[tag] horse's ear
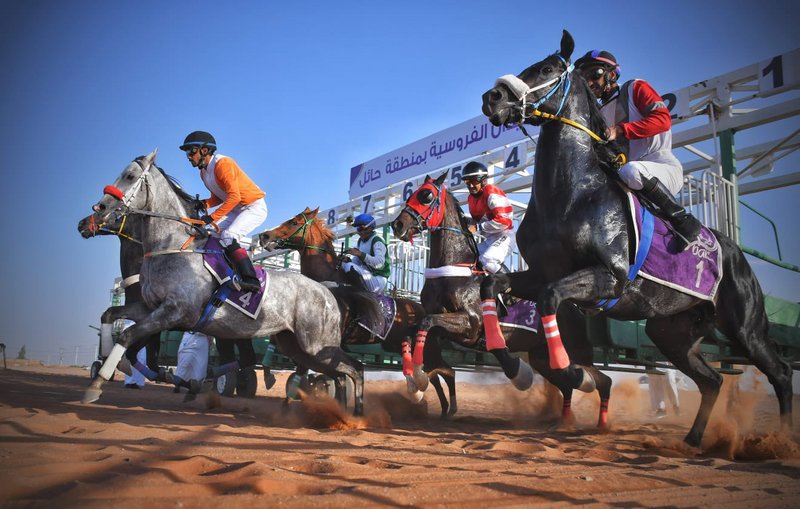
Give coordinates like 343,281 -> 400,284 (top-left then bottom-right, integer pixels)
424,174 -> 432,182
435,170 -> 448,186
142,148 -> 158,168
560,30 -> 574,61
309,207 -> 320,218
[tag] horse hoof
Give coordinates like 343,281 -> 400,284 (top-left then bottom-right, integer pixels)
412,367 -> 429,392
576,368 -> 596,393
511,360 -> 534,391
406,380 -> 425,403
82,387 -> 103,404
183,392 -> 197,403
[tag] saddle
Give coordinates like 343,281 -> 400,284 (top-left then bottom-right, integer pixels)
195,237 -> 269,329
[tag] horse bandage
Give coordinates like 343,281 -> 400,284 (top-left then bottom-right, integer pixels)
481,299 -> 507,351
401,340 -> 413,376
412,330 -> 427,366
541,314 -> 571,370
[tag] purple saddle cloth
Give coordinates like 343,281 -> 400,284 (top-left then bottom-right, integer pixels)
202,237 -> 269,319
630,194 -> 722,301
499,299 -> 540,332
355,294 -> 396,341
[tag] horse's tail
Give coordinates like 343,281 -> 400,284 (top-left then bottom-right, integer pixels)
713,229 -> 793,425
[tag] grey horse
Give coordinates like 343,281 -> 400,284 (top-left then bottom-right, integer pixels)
84,149 -> 364,413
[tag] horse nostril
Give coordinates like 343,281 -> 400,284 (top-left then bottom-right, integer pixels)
490,88 -> 503,101
93,204 -> 104,212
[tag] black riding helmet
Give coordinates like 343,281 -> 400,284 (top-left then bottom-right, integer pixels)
462,161 -> 489,181
179,131 -> 217,152
574,50 -> 621,78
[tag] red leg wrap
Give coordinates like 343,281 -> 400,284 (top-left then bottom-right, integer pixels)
542,314 -> 570,370
412,330 -> 427,366
598,398 -> 609,428
401,340 -> 413,376
481,299 -> 507,351
562,398 -> 573,420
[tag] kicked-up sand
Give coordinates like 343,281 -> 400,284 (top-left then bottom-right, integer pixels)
0,360 -> 798,508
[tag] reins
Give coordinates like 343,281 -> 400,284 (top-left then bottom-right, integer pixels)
274,213 -> 336,256
403,179 -> 482,270
98,158 -> 220,257
501,57 -> 628,168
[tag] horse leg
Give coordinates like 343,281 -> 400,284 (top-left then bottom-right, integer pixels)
425,336 -> 457,418
298,344 -> 366,416
556,303 -> 612,428
536,266 -> 629,392
587,367 -> 612,429
481,271 -> 574,391
530,353 -> 576,427
411,313 -> 478,392
715,244 -> 793,433
84,302 -> 179,404
145,333 -> 161,373
646,314 -> 721,447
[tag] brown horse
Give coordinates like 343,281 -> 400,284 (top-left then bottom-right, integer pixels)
391,173 -> 612,427
259,208 -> 460,413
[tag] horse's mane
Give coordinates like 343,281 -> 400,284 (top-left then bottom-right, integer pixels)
312,216 -> 336,244
134,155 -> 198,217
445,189 -> 481,258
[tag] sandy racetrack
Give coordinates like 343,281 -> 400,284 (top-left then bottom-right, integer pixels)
1,361 -> 799,508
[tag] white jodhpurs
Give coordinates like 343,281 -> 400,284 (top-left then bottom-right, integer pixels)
618,160 -> 683,195
478,232 -> 514,274
214,198 -> 268,248
341,258 -> 388,294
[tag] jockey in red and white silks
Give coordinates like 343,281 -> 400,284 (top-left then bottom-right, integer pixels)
599,78 -> 683,195
463,161 -> 515,274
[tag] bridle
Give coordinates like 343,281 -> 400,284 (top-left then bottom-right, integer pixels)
495,53 -> 574,123
273,213 -> 335,255
401,179 -> 450,235
493,53 -> 627,166
94,158 -> 215,254
401,179 -> 480,261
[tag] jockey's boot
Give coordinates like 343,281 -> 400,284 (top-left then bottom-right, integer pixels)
345,266 -> 367,291
225,241 -> 261,293
638,176 -> 702,251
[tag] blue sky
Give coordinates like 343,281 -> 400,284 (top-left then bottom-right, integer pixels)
0,0 -> 798,365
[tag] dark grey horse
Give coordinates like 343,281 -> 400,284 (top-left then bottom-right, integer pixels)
84,150 -> 364,413
479,30 -> 792,446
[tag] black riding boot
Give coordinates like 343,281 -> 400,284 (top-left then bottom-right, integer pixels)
638,176 -> 702,251
345,266 -> 367,291
225,241 -> 261,293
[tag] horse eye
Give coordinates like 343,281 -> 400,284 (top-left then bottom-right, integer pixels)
125,173 -> 135,181
542,65 -> 553,74
418,189 -> 434,205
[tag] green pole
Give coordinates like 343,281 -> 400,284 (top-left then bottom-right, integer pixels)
719,129 -> 740,244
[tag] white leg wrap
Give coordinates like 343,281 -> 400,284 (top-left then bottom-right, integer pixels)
99,343 -> 126,380
99,323 -> 114,357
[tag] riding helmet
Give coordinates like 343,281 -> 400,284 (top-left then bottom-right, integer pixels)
574,50 -> 621,76
179,131 -> 217,151
353,213 -> 376,229
462,161 -> 489,181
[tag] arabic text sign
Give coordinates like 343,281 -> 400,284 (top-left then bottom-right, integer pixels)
349,115 -> 528,198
